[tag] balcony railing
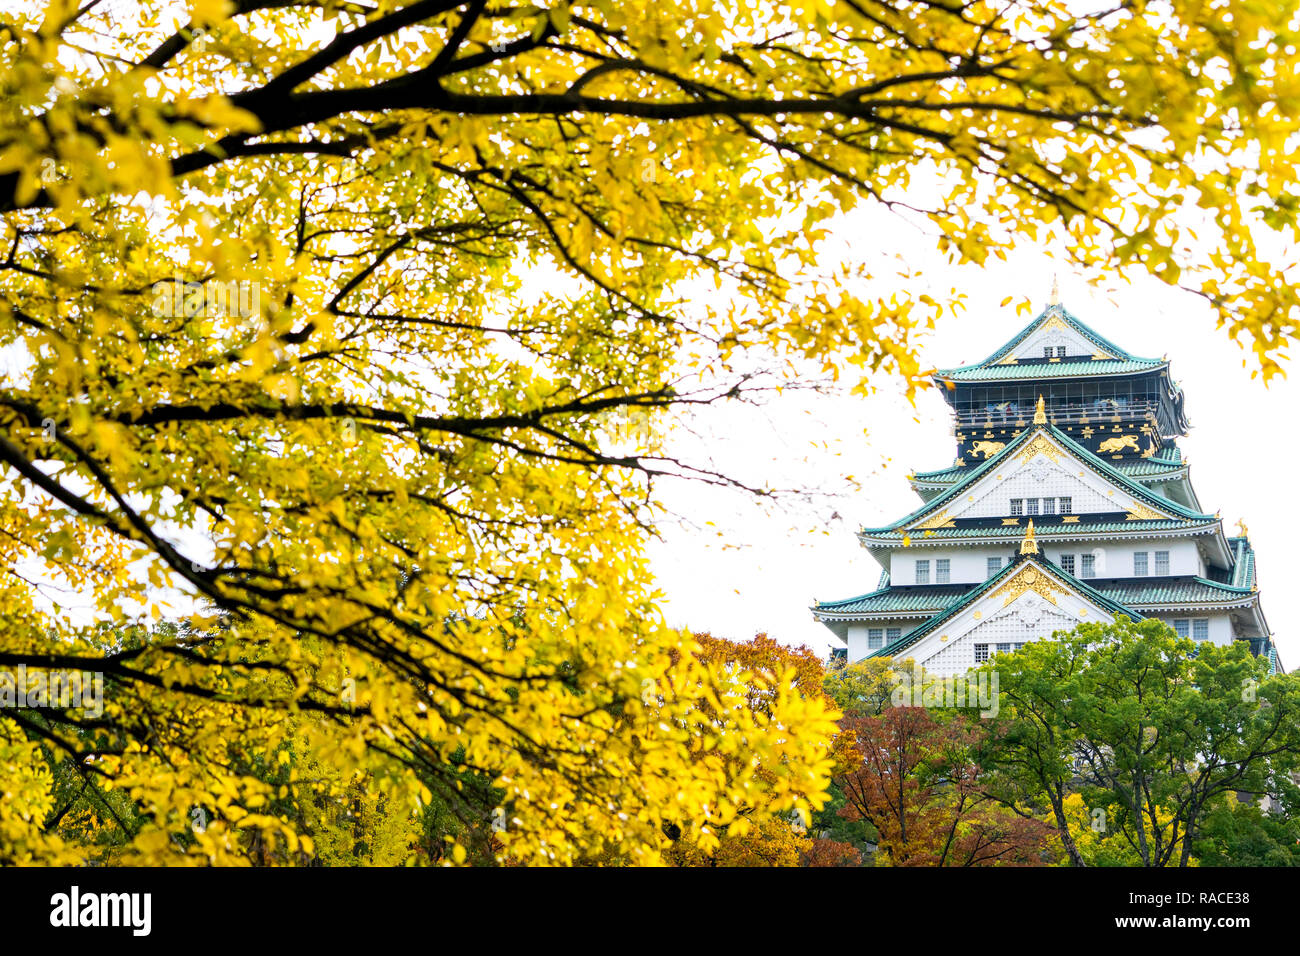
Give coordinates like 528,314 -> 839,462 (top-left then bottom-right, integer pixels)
954,400 -> 1161,429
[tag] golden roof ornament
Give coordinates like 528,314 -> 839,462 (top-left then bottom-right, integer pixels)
1034,395 -> 1047,425
1020,519 -> 1039,555
1236,518 -> 1249,539
1049,274 -> 1059,306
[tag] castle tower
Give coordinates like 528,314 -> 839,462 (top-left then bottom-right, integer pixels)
813,296 -> 1279,676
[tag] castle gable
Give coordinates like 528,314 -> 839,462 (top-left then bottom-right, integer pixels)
887,560 -> 1132,672
906,429 -> 1180,532
1005,310 -> 1114,361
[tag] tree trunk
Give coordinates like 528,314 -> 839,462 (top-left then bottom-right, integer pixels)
1049,785 -> 1087,867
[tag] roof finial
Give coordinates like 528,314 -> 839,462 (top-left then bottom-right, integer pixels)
1020,519 -> 1039,556
1236,518 -> 1249,539
1034,394 -> 1047,425
1049,274 -> 1059,306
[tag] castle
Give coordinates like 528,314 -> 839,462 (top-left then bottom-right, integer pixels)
813,290 -> 1280,676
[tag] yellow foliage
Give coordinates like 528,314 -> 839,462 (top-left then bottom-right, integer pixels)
1053,794 -> 1199,868
0,0 -> 1295,864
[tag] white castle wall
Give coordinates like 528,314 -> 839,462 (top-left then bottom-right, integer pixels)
845,616 -> 938,661
887,545 -> 1015,585
887,538 -> 1204,585
1148,612 -> 1236,647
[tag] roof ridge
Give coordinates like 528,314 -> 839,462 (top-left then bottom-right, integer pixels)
813,584 -> 892,610
916,454 -> 1188,485
912,463 -> 969,480
1230,536 -> 1253,589
1191,575 -> 1254,595
950,304 -> 1160,371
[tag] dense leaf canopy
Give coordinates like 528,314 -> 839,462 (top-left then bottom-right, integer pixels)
1,0 -> 1298,863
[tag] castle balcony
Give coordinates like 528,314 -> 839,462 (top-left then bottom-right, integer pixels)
954,399 -> 1161,430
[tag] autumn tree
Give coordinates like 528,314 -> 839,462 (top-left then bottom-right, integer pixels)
3,0 -> 1300,863
662,633 -> 841,867
799,836 -> 862,868
1049,793 -> 1186,867
837,704 -> 1049,866
28,620 -> 448,865
809,656 -> 898,856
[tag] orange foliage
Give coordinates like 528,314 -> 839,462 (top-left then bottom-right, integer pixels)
837,709 -> 1051,866
801,838 -> 863,868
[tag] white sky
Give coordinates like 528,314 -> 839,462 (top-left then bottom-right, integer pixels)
647,222 -> 1298,667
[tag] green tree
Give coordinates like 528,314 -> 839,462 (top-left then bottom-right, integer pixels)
823,658 -> 897,719
981,619 -> 1300,867
1192,792 -> 1300,867
976,633 -> 1094,867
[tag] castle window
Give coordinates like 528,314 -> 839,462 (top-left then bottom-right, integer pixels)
915,559 -> 930,585
1081,553 -> 1096,578
1193,619 -> 1209,641
1026,498 -> 1040,516
936,559 -> 951,584
1173,619 -> 1190,637
1155,550 -> 1169,575
1010,498 -> 1024,516
1056,346 -> 1067,358
996,642 -> 1012,654
1043,346 -> 1053,358
1061,554 -> 1076,575
1134,551 -> 1149,576
1059,497 -> 1072,514
1042,497 -> 1056,514
887,627 -> 901,642
974,644 -> 990,663
987,557 -> 1002,579
868,628 -> 884,650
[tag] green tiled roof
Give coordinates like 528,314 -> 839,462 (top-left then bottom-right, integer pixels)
913,453 -> 1185,487
816,584 -> 968,615
936,305 -> 1165,383
1098,577 -> 1254,607
1228,536 -> 1256,589
912,462 -> 968,483
860,517 -> 1217,544
816,575 -> 1255,622
937,358 -> 1165,382
1114,456 -> 1187,478
863,421 -> 1215,538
